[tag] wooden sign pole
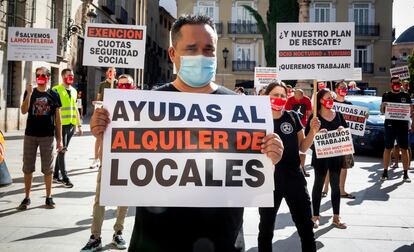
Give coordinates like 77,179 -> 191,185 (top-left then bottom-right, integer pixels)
313,79 -> 317,116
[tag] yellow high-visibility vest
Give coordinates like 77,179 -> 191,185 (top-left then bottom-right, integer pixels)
53,84 -> 78,126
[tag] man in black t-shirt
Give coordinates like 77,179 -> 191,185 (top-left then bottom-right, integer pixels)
18,66 -> 62,210
381,76 -> 412,182
89,14 -> 284,252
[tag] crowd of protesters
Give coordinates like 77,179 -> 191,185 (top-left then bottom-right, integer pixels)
8,14 -> 413,252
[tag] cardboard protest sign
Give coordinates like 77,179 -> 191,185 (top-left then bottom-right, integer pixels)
100,89 -> 275,207
345,68 -> 362,81
7,27 -> 57,61
333,102 -> 368,136
385,102 -> 411,121
390,66 -> 410,80
254,67 -> 278,92
276,22 -> 354,80
314,128 -> 354,158
83,23 -> 146,69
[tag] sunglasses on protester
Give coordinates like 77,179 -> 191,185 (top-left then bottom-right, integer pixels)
36,74 -> 48,78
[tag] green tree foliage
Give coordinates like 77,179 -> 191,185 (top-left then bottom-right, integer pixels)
243,0 -> 299,67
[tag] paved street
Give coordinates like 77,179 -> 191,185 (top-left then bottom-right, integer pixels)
1,122 -> 414,252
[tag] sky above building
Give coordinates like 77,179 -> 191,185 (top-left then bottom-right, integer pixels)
159,0 -> 177,18
159,0 -> 413,40
393,0 -> 414,40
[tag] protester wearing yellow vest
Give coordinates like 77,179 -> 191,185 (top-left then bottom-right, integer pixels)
52,68 -> 83,188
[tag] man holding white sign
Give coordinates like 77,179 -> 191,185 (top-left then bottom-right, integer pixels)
380,77 -> 412,182
90,14 -> 284,252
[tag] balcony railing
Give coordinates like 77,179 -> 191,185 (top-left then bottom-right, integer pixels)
215,22 -> 223,34
115,5 -> 128,24
355,62 -> 374,74
355,24 -> 380,37
228,22 -> 258,34
99,0 -> 115,15
232,60 -> 256,71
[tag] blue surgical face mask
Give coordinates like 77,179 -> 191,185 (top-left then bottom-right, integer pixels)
177,55 -> 216,88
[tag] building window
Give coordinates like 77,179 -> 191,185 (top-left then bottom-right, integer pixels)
353,3 -> 369,25
314,3 -> 330,22
46,0 -> 56,28
355,45 -> 368,64
197,1 -> 215,20
236,44 -> 252,61
160,15 -> 163,25
236,1 -> 254,23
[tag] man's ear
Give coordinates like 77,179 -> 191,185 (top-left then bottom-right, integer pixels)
168,46 -> 175,63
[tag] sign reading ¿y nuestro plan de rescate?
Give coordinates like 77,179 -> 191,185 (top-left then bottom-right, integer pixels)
276,22 -> 355,80
100,89 -> 275,207
83,23 -> 146,69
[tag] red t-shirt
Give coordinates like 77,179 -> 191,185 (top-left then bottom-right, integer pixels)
285,96 -> 312,126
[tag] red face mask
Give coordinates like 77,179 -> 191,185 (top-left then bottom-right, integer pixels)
36,75 -> 48,85
270,97 -> 287,111
322,98 -> 334,109
318,83 -> 326,90
118,82 -> 134,89
337,88 -> 347,96
392,84 -> 401,91
64,75 -> 74,85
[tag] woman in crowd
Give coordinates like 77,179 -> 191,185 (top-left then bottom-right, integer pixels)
305,88 -> 348,229
258,82 -> 320,252
322,81 -> 355,199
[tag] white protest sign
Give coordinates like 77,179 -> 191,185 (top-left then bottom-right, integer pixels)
314,128 -> 354,158
390,66 -> 410,80
7,27 -> 57,61
385,102 -> 411,121
254,67 -> 278,91
333,102 -> 368,136
345,68 -> 362,81
83,23 -> 146,69
101,89 -> 275,207
276,22 -> 355,80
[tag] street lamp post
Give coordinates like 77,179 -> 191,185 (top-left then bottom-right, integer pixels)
222,47 -> 229,69
391,56 -> 397,67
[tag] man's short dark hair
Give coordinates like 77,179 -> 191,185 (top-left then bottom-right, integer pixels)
391,76 -> 400,82
35,66 -> 50,76
61,68 -> 73,76
106,67 -> 116,73
171,14 -> 216,47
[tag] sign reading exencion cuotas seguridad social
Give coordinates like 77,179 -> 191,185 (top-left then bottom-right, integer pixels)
7,27 -> 58,62
100,89 -> 275,207
276,22 -> 355,80
83,23 -> 146,69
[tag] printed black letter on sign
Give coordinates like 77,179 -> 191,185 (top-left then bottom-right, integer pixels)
155,159 -> 178,187
245,159 -> 265,187
112,101 -> 129,121
130,159 -> 153,186
179,159 -> 202,186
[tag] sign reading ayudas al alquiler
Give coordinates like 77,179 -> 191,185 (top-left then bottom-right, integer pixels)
100,89 -> 275,207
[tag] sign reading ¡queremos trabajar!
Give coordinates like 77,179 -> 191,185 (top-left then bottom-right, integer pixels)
100,89 -> 275,207
385,102 -> 411,121
83,23 -> 146,69
7,27 -> 57,61
276,22 -> 355,80
333,102 -> 368,136
313,128 -> 354,159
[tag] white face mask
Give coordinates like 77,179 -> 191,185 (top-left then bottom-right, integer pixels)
177,55 -> 217,87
